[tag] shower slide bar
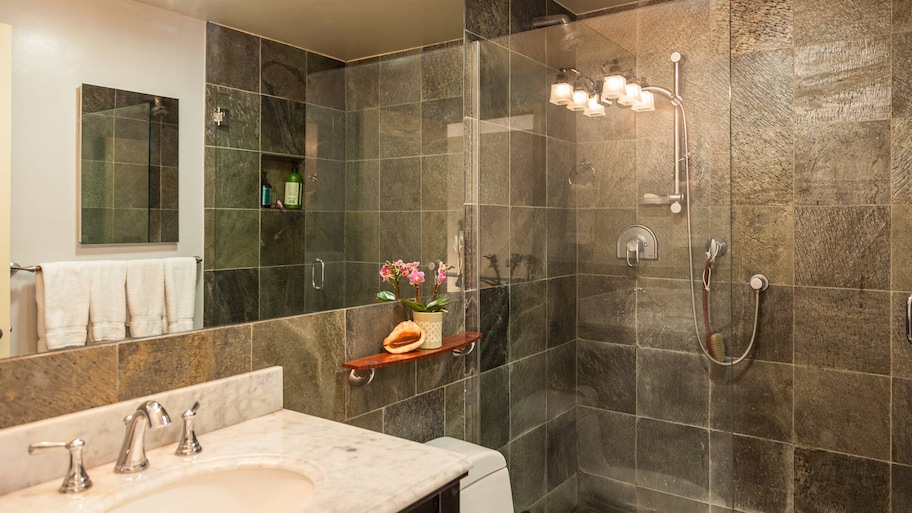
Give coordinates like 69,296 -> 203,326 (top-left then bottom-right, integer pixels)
10,256 -> 203,275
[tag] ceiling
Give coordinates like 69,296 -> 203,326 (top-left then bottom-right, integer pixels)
131,0 -> 629,62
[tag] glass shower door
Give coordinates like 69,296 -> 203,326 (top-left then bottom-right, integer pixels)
469,0 -> 736,511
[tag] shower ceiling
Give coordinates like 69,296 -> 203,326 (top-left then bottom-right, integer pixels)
128,0 -> 629,61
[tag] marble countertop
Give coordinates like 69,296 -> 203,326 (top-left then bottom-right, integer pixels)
0,410 -> 471,513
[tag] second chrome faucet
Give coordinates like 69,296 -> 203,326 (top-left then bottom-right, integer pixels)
114,401 -> 171,474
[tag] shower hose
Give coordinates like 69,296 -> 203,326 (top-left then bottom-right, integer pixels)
676,104 -> 764,367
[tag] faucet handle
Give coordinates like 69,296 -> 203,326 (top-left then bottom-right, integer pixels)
28,438 -> 93,494
175,401 -> 202,456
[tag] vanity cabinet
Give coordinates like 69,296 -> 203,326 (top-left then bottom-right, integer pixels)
401,478 -> 461,513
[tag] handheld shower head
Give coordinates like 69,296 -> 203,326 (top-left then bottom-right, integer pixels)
531,15 -> 584,51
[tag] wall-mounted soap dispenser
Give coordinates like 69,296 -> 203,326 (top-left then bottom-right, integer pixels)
617,225 -> 658,267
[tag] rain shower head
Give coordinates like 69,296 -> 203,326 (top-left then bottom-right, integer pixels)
531,14 -> 584,51
150,96 -> 168,118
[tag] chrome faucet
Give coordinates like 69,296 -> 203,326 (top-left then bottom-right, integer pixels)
175,401 -> 203,456
114,400 -> 171,473
28,438 -> 92,493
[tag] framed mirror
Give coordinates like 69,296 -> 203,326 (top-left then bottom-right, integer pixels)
79,84 -> 179,244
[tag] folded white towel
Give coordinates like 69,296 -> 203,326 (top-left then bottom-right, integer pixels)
87,261 -> 127,342
126,259 -> 164,338
36,262 -> 90,351
163,257 -> 197,333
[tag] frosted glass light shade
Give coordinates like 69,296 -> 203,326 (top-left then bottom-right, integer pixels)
618,83 -> 642,106
601,75 -> 627,100
583,94 -> 606,117
568,88 -> 588,111
549,81 -> 573,105
632,90 -> 655,112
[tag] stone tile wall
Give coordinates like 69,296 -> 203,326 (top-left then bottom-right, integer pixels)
465,1 -> 581,512
203,23 -> 348,326
343,41 -> 466,307
564,0 -> 912,512
0,301 -> 475,445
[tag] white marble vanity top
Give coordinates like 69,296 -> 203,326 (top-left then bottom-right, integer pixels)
0,410 -> 471,513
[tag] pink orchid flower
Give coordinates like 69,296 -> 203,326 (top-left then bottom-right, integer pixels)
436,264 -> 447,285
380,264 -> 394,282
408,269 -> 425,286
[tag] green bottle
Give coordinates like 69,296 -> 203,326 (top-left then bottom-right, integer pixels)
284,166 -> 303,210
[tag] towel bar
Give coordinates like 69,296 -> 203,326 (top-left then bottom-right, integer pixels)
10,257 -> 202,275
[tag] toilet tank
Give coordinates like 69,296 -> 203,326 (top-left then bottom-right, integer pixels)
426,437 -> 514,513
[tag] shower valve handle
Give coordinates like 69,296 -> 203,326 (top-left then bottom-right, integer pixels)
625,239 -> 642,267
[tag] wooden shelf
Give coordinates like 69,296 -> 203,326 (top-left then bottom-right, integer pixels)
343,332 -> 482,372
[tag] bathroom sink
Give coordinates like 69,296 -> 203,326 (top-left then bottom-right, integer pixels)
104,465 -> 317,513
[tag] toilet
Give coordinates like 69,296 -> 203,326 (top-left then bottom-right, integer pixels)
425,437 -> 514,513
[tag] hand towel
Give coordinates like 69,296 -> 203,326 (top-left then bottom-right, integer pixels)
87,261 -> 127,342
163,257 -> 197,333
126,259 -> 164,338
36,262 -> 90,350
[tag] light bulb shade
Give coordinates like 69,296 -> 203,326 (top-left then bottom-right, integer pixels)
583,94 -> 605,117
632,90 -> 655,112
618,83 -> 642,106
549,81 -> 573,105
567,88 -> 588,111
601,75 -> 627,100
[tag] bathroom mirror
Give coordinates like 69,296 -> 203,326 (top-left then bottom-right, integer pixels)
79,84 -> 179,244
5,0 -> 466,358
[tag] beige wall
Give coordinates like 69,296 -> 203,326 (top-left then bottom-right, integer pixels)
0,23 -> 11,357
0,0 -> 206,353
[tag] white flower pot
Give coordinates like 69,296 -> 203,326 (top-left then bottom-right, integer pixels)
412,311 -> 443,349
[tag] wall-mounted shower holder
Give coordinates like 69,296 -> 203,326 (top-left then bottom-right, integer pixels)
617,225 -> 658,267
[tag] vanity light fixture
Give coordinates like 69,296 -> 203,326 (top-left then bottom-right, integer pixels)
550,62 -> 655,116
568,85 -> 589,111
583,94 -> 606,117
618,82 -> 643,106
549,72 -> 573,105
601,74 -> 627,100
632,90 -> 655,112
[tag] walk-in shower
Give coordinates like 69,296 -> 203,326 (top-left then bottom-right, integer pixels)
553,50 -> 771,366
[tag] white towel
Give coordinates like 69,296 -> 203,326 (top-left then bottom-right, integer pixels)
163,257 -> 197,333
87,261 -> 127,342
36,262 -> 90,351
126,259 -> 164,338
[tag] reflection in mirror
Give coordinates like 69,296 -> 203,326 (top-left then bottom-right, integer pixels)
203,25 -> 465,328
79,84 -> 179,244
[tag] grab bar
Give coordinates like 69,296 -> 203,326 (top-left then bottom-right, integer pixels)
11,257 -> 202,275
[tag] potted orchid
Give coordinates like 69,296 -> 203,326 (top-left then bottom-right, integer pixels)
377,260 -> 453,349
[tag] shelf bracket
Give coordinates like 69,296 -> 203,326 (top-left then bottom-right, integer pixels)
452,342 -> 475,358
348,368 -> 375,387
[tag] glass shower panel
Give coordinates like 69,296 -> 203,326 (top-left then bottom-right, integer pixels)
470,1 -> 735,511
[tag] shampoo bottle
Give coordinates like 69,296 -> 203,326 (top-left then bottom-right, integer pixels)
261,172 -> 273,208
284,166 -> 303,210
